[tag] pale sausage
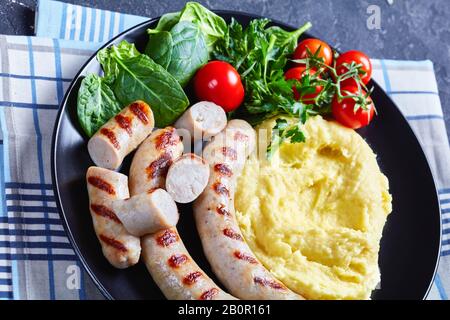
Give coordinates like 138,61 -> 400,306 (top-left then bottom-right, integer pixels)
165,153 -> 210,203
129,127 -> 183,195
86,166 -> 141,268
142,228 -> 236,300
88,100 -> 154,170
110,188 -> 179,237
174,101 -> 227,142
193,120 -> 304,300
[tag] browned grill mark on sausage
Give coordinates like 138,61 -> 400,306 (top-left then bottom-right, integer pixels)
183,271 -> 202,285
100,128 -> 120,149
187,154 -> 206,164
156,229 -> 179,247
212,182 -> 230,197
223,228 -> 243,241
130,101 -> 150,124
87,176 -> 116,195
147,187 -> 158,194
199,288 -> 219,300
234,131 -> 249,142
221,147 -> 237,160
234,251 -> 258,264
90,204 -> 122,224
146,152 -> 172,179
168,254 -> 188,268
253,276 -> 286,290
99,234 -> 127,252
114,114 -> 132,135
216,204 -> 231,216
155,127 -> 180,150
214,163 -> 233,177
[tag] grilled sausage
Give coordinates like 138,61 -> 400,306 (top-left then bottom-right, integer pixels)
174,101 -> 227,142
193,120 -> 304,300
110,189 -> 179,237
142,228 -> 236,300
88,100 -> 154,170
165,153 -> 210,203
86,166 -> 140,268
129,138 -> 236,300
129,127 -> 183,195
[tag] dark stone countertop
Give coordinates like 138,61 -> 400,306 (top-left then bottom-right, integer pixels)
1,0 -> 449,142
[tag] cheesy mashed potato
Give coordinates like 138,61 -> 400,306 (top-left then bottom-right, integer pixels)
235,116 -> 392,300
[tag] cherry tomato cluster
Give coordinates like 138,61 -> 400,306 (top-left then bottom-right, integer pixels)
192,39 -> 375,130
287,38 -> 375,129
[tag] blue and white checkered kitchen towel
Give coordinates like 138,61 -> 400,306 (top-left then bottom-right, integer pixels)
0,0 -> 448,299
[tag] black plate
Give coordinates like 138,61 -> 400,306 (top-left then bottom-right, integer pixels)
51,11 -> 442,300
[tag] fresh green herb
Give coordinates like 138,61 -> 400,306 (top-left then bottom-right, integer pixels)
98,40 -> 190,127
212,18 -> 315,154
266,25 -> 310,53
77,73 -> 122,137
148,2 -> 226,52
266,118 -> 307,157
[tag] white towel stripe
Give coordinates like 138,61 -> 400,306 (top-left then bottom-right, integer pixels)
103,10 -> 111,43
84,7 -> 92,42
93,8 -> 101,43
74,5 -> 82,41
64,4 -> 72,40
0,285 -> 12,291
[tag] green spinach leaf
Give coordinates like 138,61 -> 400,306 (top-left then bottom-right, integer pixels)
100,46 -> 189,127
167,21 -> 208,87
97,41 -> 140,83
147,2 -> 226,52
77,73 -> 122,137
150,11 -> 181,33
145,31 -> 173,69
178,2 -> 227,51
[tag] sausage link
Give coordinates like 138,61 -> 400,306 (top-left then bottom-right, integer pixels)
129,127 -> 183,195
129,128 -> 236,300
86,166 -> 140,268
141,228 -> 236,300
165,153 -> 210,203
110,189 -> 179,236
174,101 -> 227,142
193,120 -> 304,300
88,100 -> 155,170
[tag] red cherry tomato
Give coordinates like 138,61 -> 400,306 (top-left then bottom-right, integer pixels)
336,50 -> 372,86
194,61 -> 244,112
293,38 -> 333,66
331,86 -> 375,129
285,66 -> 323,103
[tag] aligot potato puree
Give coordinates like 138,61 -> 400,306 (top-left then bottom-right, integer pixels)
235,116 -> 392,300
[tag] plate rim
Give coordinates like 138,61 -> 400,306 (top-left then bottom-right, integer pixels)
51,10 -> 442,300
